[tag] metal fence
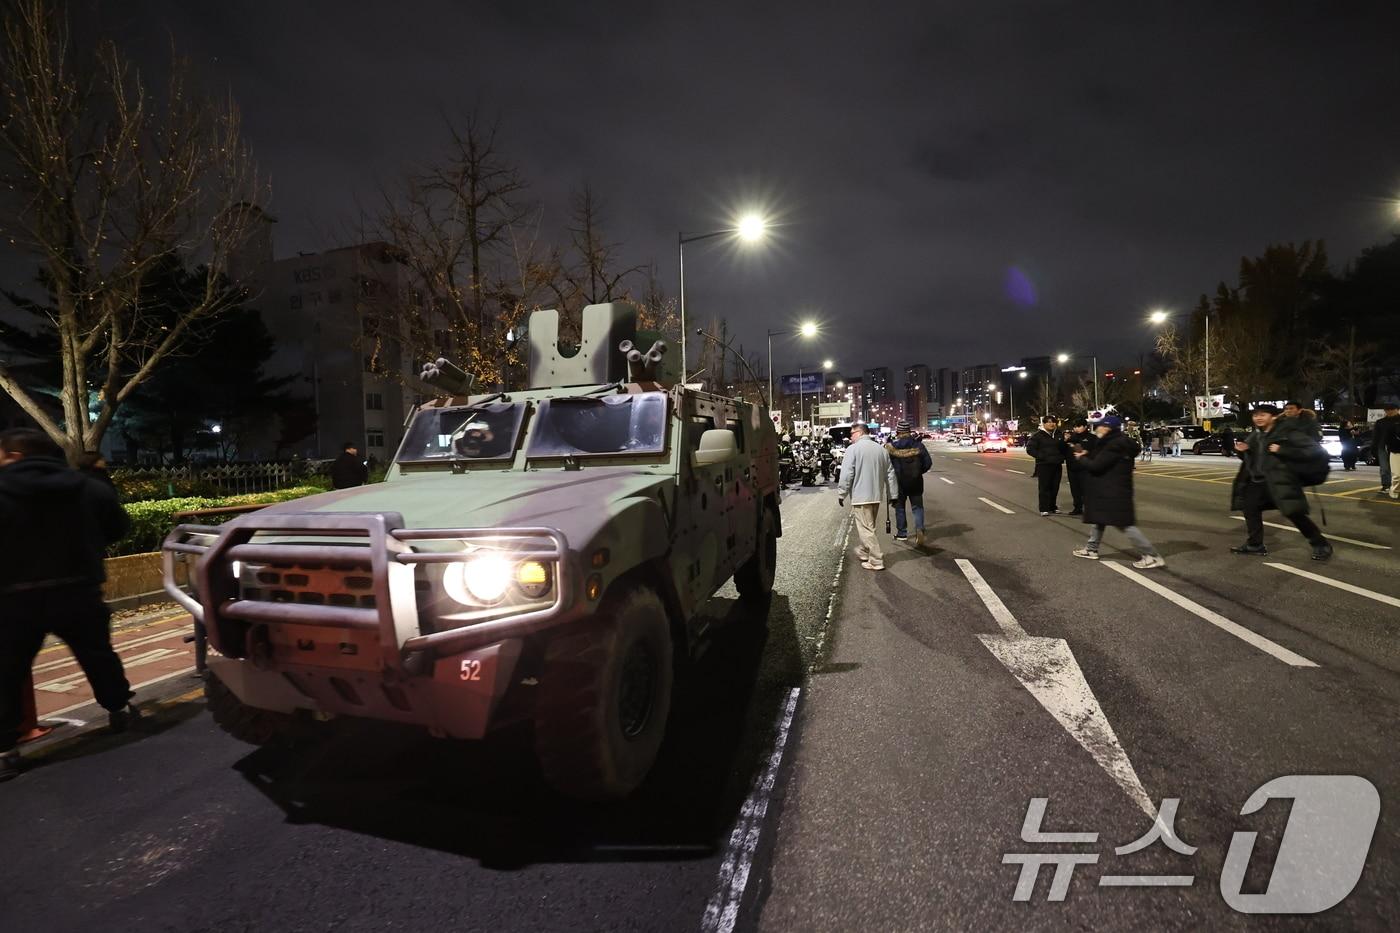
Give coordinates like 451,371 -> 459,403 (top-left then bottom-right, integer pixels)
112,462 -> 321,500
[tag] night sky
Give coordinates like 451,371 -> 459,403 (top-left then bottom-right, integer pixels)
108,1 -> 1400,383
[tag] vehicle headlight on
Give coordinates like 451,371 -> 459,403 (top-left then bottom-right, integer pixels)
442,551 -> 555,606
445,552 -> 514,605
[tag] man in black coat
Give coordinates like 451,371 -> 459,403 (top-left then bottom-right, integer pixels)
1375,403 -> 1400,495
1063,418 -> 1097,516
331,441 -> 369,489
0,429 -> 136,782
1025,416 -> 1068,515
1229,405 -> 1332,559
1070,416 -> 1165,568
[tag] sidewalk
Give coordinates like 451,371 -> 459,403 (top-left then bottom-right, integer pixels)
26,604 -> 198,735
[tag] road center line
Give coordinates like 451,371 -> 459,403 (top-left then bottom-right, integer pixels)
702,685 -> 801,933
1102,563 -> 1317,667
1264,563 -> 1400,609
939,476 -> 955,485
1227,516 -> 1390,550
978,497 -> 1015,515
955,559 -> 1027,637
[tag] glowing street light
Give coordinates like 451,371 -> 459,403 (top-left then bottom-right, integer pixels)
1149,309 -> 1169,325
737,213 -> 768,242
1056,352 -> 1070,364
822,359 -> 834,370
767,319 -> 820,406
679,210 -> 771,380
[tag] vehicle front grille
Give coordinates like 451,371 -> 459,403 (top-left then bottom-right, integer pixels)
240,561 -> 378,609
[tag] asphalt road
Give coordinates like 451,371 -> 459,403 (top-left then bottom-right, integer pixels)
0,489 -> 847,933
760,444 -> 1399,931
6,450 -> 1397,932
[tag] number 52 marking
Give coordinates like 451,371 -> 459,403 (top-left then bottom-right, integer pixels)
460,659 -> 482,681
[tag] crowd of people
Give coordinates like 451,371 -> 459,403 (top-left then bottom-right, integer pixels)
833,398 -> 1389,571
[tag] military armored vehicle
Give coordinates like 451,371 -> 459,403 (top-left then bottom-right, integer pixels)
162,303 -> 780,799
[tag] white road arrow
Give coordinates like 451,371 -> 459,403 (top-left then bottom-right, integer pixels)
957,559 -> 1154,817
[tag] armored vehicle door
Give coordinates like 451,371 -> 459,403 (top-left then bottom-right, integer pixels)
673,393 -> 755,610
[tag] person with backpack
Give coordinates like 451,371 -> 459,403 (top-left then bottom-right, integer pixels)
885,420 -> 932,545
1229,404 -> 1331,560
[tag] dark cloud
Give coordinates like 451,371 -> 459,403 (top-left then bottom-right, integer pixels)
93,0 -> 1400,382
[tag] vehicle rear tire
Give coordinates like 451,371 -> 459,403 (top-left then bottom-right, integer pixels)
534,585 -> 674,800
206,673 -> 297,745
735,504 -> 777,604
1192,442 -> 1203,454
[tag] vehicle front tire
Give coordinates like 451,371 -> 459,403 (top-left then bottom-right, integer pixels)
206,672 -> 298,745
735,504 -> 778,605
534,584 -> 674,800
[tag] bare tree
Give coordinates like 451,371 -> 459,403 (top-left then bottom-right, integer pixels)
371,110 -> 531,385
554,184 -> 643,308
0,0 -> 259,458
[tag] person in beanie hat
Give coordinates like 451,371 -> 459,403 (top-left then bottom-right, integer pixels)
885,419 -> 932,545
1070,415 -> 1165,568
1229,404 -> 1332,558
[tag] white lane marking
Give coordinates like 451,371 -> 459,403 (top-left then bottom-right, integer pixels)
36,648 -> 179,692
1264,563 -> 1400,609
956,559 -> 1026,637
1102,563 -> 1318,667
33,625 -> 190,673
957,559 -> 1154,816
1228,516 -> 1390,550
939,476 -> 955,485
978,497 -> 1015,515
1006,469 -> 1026,474
973,462 -> 986,467
42,666 -> 198,718
702,686 -> 801,933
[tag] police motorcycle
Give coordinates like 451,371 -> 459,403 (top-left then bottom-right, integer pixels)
794,437 -> 822,487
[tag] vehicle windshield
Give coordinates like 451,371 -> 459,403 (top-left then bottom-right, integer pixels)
526,391 -> 668,458
396,402 -> 527,462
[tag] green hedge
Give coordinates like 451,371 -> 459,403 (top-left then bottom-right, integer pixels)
116,485 -> 329,557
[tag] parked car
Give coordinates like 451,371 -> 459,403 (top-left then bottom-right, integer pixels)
958,434 -> 979,447
1191,433 -> 1238,456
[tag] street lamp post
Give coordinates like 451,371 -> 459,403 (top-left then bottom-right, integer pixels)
766,320 -> 818,414
679,213 -> 767,382
1056,352 -> 1100,411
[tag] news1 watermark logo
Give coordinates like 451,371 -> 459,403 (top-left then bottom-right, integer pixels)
1003,775 -> 1379,913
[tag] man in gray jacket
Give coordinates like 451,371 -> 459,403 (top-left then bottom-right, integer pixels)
837,422 -> 899,571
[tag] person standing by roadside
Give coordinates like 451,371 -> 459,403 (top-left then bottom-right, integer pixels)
837,422 -> 898,571
0,429 -> 137,782
885,420 -> 932,546
1169,426 -> 1184,458
1064,419 -> 1097,516
1375,404 -> 1400,495
331,441 -> 369,489
1220,423 -> 1236,458
1025,416 -> 1068,515
1229,405 -> 1332,559
1338,420 -> 1358,472
1070,416 -> 1165,568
